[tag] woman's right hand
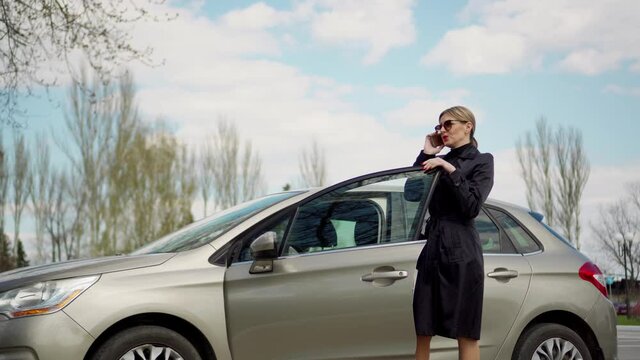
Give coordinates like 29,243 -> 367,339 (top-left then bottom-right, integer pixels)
423,132 -> 444,155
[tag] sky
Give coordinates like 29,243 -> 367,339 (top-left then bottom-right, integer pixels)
7,0 -> 640,269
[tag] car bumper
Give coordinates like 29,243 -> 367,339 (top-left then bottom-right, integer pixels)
0,311 -> 94,360
585,296 -> 618,360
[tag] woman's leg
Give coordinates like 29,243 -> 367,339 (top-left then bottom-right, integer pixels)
415,335 -> 432,360
457,337 -> 480,360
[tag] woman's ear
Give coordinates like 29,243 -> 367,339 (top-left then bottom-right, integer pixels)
465,121 -> 473,134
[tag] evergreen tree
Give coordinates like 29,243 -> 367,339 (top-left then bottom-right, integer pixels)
0,231 -> 13,272
15,239 -> 29,268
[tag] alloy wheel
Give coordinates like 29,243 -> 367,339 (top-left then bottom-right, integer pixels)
533,337 -> 584,360
119,344 -> 184,360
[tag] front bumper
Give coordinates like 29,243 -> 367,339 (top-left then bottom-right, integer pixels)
0,311 -> 94,360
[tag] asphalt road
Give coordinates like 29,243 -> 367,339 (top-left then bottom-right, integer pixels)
618,326 -> 640,360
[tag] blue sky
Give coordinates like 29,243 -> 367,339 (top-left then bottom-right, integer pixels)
7,0 -> 640,267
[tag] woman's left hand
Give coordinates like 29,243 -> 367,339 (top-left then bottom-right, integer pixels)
421,158 -> 456,174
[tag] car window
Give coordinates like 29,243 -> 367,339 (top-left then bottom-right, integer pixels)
488,209 -> 541,253
282,170 -> 435,255
237,216 -> 292,262
132,191 -> 304,254
475,210 -> 501,253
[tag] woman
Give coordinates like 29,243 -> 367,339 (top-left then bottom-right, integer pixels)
412,106 -> 494,360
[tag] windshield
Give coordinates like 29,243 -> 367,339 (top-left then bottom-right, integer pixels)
132,191 -> 304,254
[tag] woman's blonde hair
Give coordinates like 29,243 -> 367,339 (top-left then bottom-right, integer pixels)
439,105 -> 477,147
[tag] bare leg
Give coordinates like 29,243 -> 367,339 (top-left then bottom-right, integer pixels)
458,337 -> 480,360
415,335 -> 432,360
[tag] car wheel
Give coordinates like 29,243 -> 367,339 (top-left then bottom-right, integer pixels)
91,325 -> 202,360
513,323 -> 592,360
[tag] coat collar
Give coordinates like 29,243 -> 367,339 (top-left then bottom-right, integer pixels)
446,143 -> 479,160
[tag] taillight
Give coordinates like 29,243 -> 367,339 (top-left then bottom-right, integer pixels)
579,262 -> 608,297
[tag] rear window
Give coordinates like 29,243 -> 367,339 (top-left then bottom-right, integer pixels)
488,209 -> 541,254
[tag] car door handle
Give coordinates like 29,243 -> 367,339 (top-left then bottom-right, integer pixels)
361,270 -> 409,282
487,268 -> 519,279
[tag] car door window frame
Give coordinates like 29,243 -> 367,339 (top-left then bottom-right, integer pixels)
485,205 -> 543,255
222,167 -> 441,264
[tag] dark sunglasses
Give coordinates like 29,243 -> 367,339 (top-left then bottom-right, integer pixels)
435,119 -> 468,132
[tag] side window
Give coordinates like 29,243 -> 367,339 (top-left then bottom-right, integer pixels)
282,170 -> 435,255
488,209 -> 541,253
237,216 -> 291,262
474,210 -> 501,253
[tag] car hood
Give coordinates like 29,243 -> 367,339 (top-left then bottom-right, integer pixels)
0,253 -> 176,292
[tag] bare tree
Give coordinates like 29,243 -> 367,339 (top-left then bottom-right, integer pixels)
204,120 -> 265,211
554,127 -> 590,249
43,169 -> 86,262
0,0 -> 174,127
516,117 -> 590,248
516,118 -> 554,225
61,70 -> 113,256
0,136 -> 12,270
29,133 -> 50,263
10,132 -> 31,260
199,142 -> 215,218
299,140 -> 327,188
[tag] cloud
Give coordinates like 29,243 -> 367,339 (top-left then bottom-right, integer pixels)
603,84 -> 640,98
124,3 -> 425,192
380,86 -> 473,127
423,0 -> 640,75
310,0 -> 417,64
422,26 -> 527,74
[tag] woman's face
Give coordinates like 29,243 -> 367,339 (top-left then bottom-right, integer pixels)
438,114 -> 472,149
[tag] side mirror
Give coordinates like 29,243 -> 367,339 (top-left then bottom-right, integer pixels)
249,231 -> 277,274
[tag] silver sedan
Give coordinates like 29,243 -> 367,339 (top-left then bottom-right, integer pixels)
0,167 -> 616,360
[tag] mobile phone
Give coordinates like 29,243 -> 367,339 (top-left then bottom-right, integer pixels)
429,133 -> 443,147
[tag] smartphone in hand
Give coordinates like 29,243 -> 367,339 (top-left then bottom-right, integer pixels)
428,132 -> 444,147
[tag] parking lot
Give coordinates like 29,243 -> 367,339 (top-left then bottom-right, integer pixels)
618,326 -> 640,360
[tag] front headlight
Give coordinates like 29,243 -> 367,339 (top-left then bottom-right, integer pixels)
0,275 -> 99,319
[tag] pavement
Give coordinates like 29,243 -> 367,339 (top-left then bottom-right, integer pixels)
617,326 -> 640,360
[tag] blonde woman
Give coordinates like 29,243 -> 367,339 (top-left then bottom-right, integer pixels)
412,106 -> 494,360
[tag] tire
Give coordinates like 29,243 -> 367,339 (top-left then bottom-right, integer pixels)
513,323 -> 592,360
91,325 -> 202,360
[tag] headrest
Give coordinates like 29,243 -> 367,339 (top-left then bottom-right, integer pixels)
404,177 -> 426,202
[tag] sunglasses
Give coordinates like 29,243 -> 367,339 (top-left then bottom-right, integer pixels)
435,119 -> 468,132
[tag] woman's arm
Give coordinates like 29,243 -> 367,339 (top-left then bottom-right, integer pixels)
444,153 -> 494,219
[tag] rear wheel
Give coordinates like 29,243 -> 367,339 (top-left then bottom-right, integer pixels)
513,323 -> 592,360
91,325 -> 202,360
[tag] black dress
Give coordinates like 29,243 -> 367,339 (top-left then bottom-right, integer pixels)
412,143 -> 494,340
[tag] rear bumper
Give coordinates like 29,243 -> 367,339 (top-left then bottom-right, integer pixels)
585,296 -> 618,360
0,311 -> 94,360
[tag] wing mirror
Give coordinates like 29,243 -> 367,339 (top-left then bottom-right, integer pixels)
249,231 -> 278,274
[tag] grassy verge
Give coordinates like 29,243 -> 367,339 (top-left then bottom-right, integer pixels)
617,315 -> 640,326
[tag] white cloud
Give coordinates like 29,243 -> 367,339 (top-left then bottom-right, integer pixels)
603,84 -> 640,98
424,0 -> 640,75
124,3 -> 423,192
380,86 -> 472,127
310,0 -> 417,64
422,26 -> 527,74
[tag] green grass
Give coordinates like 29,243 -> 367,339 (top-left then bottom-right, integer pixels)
617,315 -> 640,326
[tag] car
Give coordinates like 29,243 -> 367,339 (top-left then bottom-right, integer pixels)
0,167 -> 616,360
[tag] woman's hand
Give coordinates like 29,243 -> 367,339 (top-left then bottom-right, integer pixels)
421,157 -> 456,174
423,132 -> 444,155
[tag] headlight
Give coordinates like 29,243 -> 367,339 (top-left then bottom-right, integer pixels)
0,275 -> 99,319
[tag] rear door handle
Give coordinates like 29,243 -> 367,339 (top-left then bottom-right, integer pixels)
361,270 -> 408,282
487,268 -> 519,279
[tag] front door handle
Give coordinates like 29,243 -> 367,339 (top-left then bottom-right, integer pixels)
361,270 -> 408,282
487,268 -> 519,279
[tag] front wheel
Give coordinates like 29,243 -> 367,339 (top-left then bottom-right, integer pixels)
91,325 -> 202,360
513,323 -> 592,360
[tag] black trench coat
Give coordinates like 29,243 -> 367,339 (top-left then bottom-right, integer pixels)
412,143 -> 494,340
